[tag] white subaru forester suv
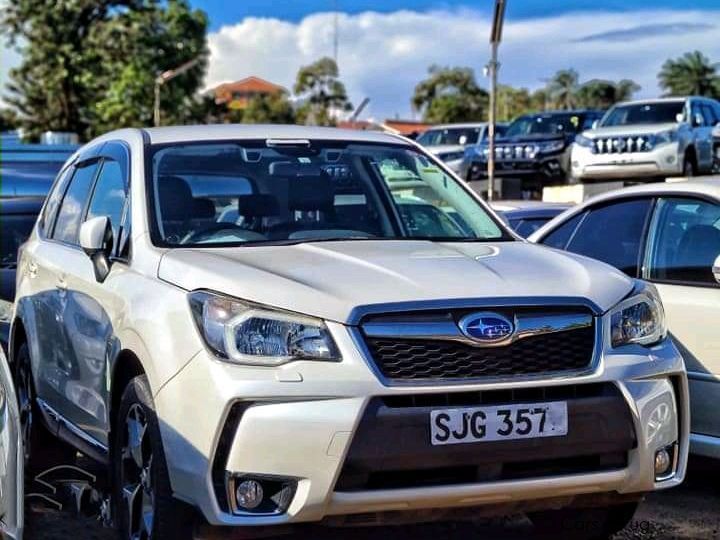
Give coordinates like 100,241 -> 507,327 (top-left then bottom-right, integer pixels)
12,125 -> 688,540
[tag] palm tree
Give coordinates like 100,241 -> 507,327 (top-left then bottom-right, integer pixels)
658,51 -> 720,98
614,79 -> 641,102
547,69 -> 579,110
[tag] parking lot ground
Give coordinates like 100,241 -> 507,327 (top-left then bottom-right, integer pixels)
25,458 -> 718,540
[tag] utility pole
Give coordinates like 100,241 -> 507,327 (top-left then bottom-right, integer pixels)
487,0 -> 506,201
333,0 -> 339,65
154,57 -> 201,127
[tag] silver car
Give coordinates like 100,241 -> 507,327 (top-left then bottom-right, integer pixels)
0,348 -> 23,539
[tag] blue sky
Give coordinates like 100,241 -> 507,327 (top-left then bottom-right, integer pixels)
194,0 -> 720,29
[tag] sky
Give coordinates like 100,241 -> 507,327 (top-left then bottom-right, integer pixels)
2,1 -> 720,119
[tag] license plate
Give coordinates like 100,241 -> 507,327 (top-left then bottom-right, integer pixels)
430,402 -> 568,446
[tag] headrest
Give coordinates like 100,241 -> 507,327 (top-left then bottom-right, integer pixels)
158,176 -> 194,221
288,175 -> 335,212
193,198 -> 216,220
237,194 -> 280,217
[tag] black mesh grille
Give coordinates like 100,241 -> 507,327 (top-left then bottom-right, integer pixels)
363,326 -> 595,382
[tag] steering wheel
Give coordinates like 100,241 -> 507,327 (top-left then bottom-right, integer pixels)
182,223 -> 267,244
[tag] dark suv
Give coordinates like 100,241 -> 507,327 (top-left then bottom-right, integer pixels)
467,110 -> 604,191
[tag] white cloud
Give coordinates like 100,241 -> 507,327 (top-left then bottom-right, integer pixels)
206,8 -> 720,120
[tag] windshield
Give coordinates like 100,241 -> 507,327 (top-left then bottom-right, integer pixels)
149,141 -> 508,247
601,102 -> 685,127
505,114 -> 587,138
417,127 -> 482,146
0,214 -> 37,267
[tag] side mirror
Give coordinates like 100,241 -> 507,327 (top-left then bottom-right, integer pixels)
79,216 -> 113,282
676,113 -> 685,124
714,254 -> 720,285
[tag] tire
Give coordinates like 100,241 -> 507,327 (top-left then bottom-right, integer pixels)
682,152 -> 697,177
14,342 -> 77,473
113,375 -> 195,540
529,502 -> 638,540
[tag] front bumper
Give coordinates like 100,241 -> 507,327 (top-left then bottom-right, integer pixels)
154,322 -> 689,528
571,142 -> 682,181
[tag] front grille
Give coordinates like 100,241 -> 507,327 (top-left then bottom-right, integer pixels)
362,324 -> 595,382
593,136 -> 653,154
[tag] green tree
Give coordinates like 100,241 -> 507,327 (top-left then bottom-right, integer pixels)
575,79 -> 640,109
242,93 -> 296,124
0,108 -> 19,131
497,85 -> 533,122
659,51 -> 720,99
294,57 -> 352,126
1,0 -> 208,141
412,65 -> 488,123
547,69 -> 580,110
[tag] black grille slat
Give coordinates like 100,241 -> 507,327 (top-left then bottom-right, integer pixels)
363,325 -> 595,382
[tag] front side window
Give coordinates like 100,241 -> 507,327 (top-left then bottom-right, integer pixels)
564,199 -> 653,276
646,197 -> 720,286
40,166 -> 73,234
86,159 -> 128,247
149,141 -> 508,247
52,162 -> 99,244
601,102 -> 685,127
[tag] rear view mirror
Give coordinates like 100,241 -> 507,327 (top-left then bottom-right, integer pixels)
79,216 -> 113,282
714,254 -> 720,285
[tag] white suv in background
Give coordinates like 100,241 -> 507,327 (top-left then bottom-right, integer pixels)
572,97 -> 720,182
11,125 -> 688,540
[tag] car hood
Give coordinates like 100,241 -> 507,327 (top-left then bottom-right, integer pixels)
495,133 -> 566,145
583,123 -> 677,137
158,241 -> 634,323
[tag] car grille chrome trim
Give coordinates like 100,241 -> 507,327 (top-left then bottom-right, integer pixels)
593,136 -> 652,154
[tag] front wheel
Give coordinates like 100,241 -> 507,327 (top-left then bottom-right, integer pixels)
529,502 -> 639,540
113,375 -> 195,540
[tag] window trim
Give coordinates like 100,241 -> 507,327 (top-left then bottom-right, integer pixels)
38,161 -> 76,238
641,194 -> 720,289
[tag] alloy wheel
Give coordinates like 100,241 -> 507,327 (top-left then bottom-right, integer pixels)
121,403 -> 155,540
17,358 -> 34,465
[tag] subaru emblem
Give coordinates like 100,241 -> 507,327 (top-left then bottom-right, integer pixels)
459,312 -> 515,343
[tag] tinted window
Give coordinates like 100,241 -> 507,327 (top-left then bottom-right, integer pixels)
565,199 -> 652,276
417,128 -> 482,146
1,214 -> 37,267
602,102 -> 685,127
151,142 -> 506,246
86,159 -> 128,246
512,218 -> 551,238
52,163 -> 98,244
40,166 -> 73,234
541,212 -> 584,249
647,197 -> 720,286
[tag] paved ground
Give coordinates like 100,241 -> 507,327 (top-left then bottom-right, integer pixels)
24,458 -> 719,540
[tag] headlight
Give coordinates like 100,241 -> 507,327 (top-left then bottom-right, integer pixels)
0,300 -> 12,323
609,283 -> 666,348
575,134 -> 594,149
539,140 -> 566,153
188,291 -> 340,366
653,130 -> 677,146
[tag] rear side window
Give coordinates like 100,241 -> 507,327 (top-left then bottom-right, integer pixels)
565,199 -> 653,276
646,197 -> 720,286
541,212 -> 585,249
51,162 -> 98,245
86,159 -> 128,248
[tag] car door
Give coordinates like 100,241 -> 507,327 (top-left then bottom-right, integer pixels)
642,196 -> 720,443
29,159 -> 101,422
690,100 -> 713,171
52,147 -> 130,447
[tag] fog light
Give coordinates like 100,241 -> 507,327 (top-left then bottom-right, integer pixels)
654,445 -> 676,481
236,480 -> 264,510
